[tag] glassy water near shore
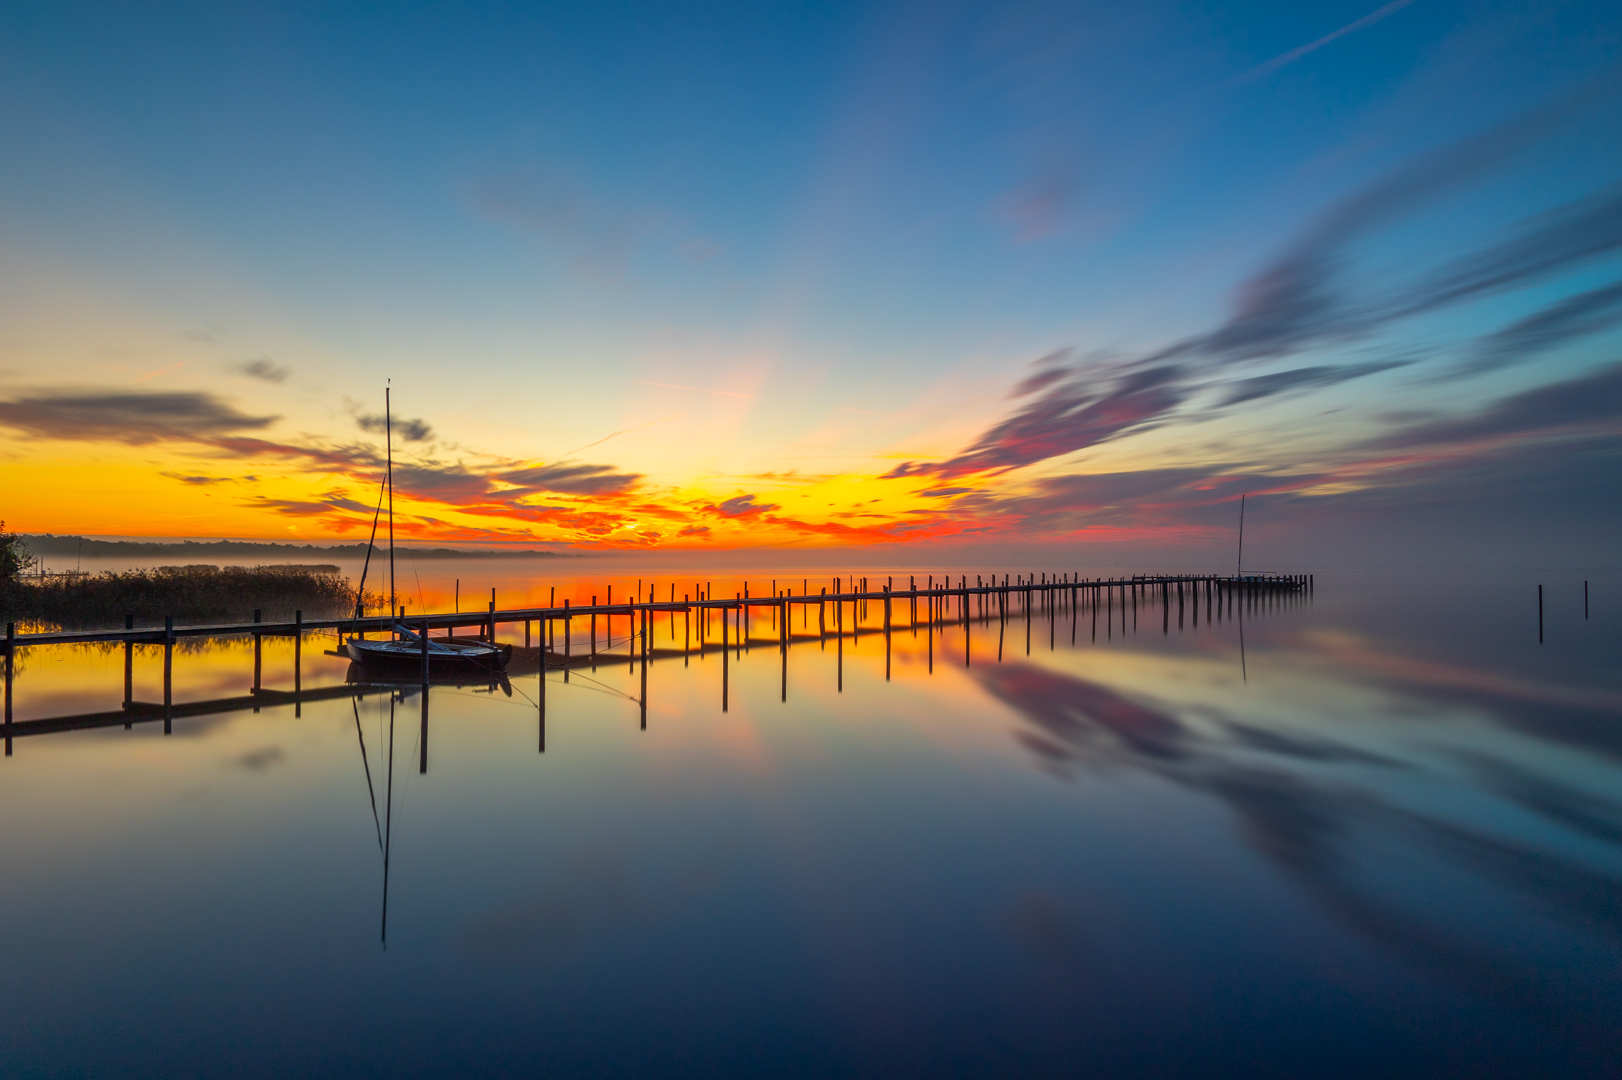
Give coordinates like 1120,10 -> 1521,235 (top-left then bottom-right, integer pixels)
1,569 -> 1618,1078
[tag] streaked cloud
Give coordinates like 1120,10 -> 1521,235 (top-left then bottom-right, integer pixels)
0,390 -> 277,445
1462,279 -> 1622,375
1217,361 -> 1408,406
1233,0 -> 1419,84
235,357 -> 291,383
498,462 -> 642,496
357,412 -> 434,442
1364,361 -> 1622,450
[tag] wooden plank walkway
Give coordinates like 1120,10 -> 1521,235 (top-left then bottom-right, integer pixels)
2,573 -> 1309,651
1,570 -> 1312,757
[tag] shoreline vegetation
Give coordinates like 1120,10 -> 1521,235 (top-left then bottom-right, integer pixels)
1,564 -> 383,630
19,534 -> 567,560
1,526 -> 388,630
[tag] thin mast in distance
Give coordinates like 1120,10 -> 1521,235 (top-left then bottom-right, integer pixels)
1237,492 -> 1246,575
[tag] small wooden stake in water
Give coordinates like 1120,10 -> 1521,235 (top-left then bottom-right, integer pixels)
1538,584 -> 1544,644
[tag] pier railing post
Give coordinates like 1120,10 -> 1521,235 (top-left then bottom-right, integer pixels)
294,610 -> 303,709
4,622 -> 13,756
252,609 -> 262,697
538,611 -> 547,752
123,614 -> 134,710
163,616 -> 174,736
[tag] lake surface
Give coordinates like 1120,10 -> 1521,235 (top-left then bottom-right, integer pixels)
2,568 -> 1618,1078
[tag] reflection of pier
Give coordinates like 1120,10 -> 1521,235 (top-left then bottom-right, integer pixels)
3,573 -> 1311,756
4,684 -> 384,739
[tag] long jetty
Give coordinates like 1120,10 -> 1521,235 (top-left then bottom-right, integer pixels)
3,572 -> 1310,757
2,572 -> 1308,652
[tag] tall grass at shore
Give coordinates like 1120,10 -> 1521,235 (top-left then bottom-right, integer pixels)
0,564 -> 382,630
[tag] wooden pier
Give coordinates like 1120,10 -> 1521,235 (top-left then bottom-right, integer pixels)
2,572 -> 1309,652
2,571 -> 1311,757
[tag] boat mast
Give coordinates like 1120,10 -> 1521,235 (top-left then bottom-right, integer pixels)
386,384 -> 395,621
1237,492 -> 1246,575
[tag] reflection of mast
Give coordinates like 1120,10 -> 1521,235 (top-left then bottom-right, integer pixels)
1238,593 -> 1248,684
382,694 -> 396,947
352,698 -> 384,855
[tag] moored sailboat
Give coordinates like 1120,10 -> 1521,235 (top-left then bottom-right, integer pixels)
345,387 -> 509,673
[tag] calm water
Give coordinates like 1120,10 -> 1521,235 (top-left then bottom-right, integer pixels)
1,569 -> 1618,1078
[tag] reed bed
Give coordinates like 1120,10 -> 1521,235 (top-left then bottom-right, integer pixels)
0,564 -> 380,630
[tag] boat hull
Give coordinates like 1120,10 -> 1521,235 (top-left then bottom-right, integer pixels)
345,637 -> 511,672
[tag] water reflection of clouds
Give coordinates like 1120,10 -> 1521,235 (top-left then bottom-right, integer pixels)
975,653 -> 1622,1034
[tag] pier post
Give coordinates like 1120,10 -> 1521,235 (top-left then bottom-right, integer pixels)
123,614 -> 134,712
563,600 -> 571,682
420,619 -> 432,774
640,608 -> 648,731
253,609 -> 262,699
163,616 -> 173,736
294,610 -> 303,714
885,586 -> 892,682
538,614 -> 547,752
927,596 -> 933,673
953,570 -> 966,664
722,602 -> 730,712
4,622 -> 12,756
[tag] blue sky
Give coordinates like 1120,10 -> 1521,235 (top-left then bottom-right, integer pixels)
1,0 -> 1619,564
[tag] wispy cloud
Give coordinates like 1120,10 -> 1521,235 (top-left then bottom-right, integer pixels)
621,379 -> 755,400
497,462 -> 642,496
356,411 -> 434,442
1364,361 -> 1622,450
889,92 -> 1621,483
464,166 -> 647,284
1217,360 -> 1408,406
1462,280 -> 1622,375
0,390 -> 277,444
1233,0 -> 1419,85
235,357 -> 291,383
160,472 -> 243,485
711,494 -> 779,516
887,361 -> 1186,479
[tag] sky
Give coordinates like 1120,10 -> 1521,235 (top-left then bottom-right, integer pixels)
1,0 -> 1619,567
